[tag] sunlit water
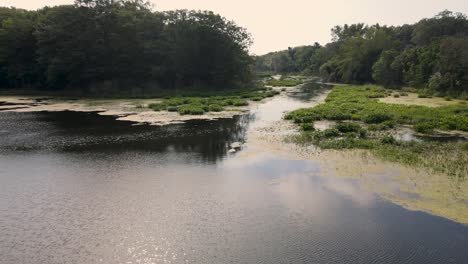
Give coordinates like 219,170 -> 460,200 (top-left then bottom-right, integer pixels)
1,84 -> 467,264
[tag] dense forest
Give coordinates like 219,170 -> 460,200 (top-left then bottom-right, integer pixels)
256,10 -> 468,98
0,0 -> 253,94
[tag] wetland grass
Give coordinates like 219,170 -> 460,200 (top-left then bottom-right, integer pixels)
266,79 -> 303,87
148,89 -> 280,115
287,85 -> 468,178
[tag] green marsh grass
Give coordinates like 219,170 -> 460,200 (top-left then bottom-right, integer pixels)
287,85 -> 468,178
266,79 -> 303,87
148,89 -> 280,115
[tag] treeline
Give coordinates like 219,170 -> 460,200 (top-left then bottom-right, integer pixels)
255,10 -> 468,98
0,0 -> 253,94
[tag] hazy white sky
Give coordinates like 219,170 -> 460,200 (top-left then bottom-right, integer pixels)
2,0 -> 468,54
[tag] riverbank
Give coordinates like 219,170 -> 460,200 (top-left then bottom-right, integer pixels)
0,88 -> 283,126
2,80 -> 467,224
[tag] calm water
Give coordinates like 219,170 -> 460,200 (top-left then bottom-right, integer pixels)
1,85 -> 467,264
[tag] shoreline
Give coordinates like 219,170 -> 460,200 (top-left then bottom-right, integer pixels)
1,88 -> 467,225
0,95 -> 254,126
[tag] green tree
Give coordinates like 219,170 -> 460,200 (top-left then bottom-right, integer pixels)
372,50 -> 400,87
0,8 -> 39,88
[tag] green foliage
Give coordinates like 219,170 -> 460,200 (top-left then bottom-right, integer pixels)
176,105 -> 205,115
266,79 -> 303,87
0,2 -> 253,93
362,112 -> 392,124
368,120 -> 396,131
372,50 -> 401,87
287,85 -> 468,132
323,128 -> 340,138
335,122 -> 362,133
232,99 -> 249,106
381,135 -> 397,144
288,85 -> 468,178
300,123 -> 315,131
255,43 -> 322,73
144,87 -> 280,115
256,10 -> 468,98
414,122 -> 435,133
208,104 -> 223,112
293,124 -> 468,178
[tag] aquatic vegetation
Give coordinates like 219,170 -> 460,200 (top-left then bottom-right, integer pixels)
335,122 -> 362,133
146,88 -> 281,115
207,104 -> 223,112
300,123 -> 315,131
240,90 -> 280,100
288,85 -> 468,178
286,85 -> 468,132
266,79 -> 303,87
177,105 -> 205,115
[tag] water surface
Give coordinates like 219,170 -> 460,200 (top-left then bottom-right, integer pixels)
1,84 -> 467,264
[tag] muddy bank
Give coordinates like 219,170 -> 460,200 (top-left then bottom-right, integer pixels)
0,96 -> 251,126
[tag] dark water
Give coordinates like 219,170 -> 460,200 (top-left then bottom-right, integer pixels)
1,88 -> 467,264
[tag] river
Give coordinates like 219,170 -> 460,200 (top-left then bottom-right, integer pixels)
0,83 -> 467,264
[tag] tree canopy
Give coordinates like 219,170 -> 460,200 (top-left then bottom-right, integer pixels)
0,0 -> 253,94
256,10 -> 468,98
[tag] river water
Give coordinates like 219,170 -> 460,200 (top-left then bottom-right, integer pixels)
0,84 -> 467,264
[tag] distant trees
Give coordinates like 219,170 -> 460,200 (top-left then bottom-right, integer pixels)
0,0 -> 253,94
255,43 -> 322,74
255,10 -> 468,98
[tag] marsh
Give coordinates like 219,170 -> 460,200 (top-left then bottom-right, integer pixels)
1,83 -> 467,264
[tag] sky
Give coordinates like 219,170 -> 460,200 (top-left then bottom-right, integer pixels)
2,0 -> 468,55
